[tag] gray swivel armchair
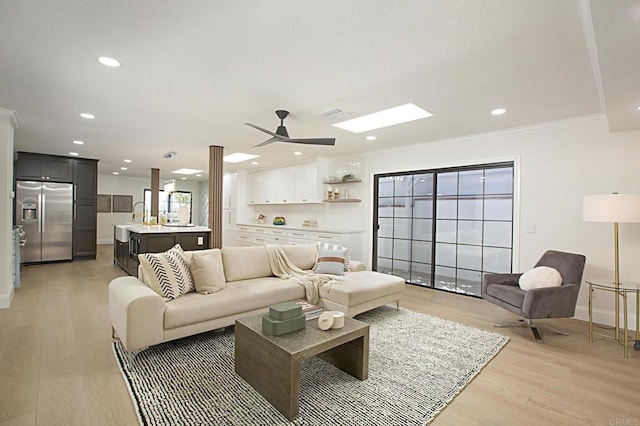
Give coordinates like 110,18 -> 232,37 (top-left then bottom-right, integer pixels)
482,250 -> 586,343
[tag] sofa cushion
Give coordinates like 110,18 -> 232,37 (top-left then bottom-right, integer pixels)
317,242 -> 351,271
315,247 -> 348,276
319,271 -> 405,306
221,246 -> 272,282
190,249 -> 226,294
138,244 -> 194,300
281,244 -> 317,270
163,277 -> 305,329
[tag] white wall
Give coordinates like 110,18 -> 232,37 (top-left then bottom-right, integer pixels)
0,109 -> 18,309
361,115 -> 640,328
238,115 -> 640,328
96,174 -> 202,244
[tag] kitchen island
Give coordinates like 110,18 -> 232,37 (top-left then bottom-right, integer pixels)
113,224 -> 211,276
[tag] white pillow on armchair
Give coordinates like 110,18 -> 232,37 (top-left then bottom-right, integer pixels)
518,266 -> 562,291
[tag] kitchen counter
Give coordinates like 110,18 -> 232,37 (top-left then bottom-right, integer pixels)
125,224 -> 211,234
235,222 -> 362,234
114,224 -> 211,242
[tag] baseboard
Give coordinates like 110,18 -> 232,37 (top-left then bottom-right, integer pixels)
574,306 -> 637,332
97,239 -> 114,245
0,287 -> 15,309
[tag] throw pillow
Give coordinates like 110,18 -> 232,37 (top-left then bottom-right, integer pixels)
518,266 -> 563,291
138,244 -> 195,300
189,249 -> 227,294
314,247 -> 348,276
317,242 -> 351,272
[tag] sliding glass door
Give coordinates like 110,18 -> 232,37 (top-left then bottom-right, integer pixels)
373,163 -> 513,297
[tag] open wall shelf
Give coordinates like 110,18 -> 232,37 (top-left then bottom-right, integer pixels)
323,179 -> 362,184
323,199 -> 361,203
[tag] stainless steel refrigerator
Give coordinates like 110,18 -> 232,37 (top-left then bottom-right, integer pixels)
15,181 -> 73,263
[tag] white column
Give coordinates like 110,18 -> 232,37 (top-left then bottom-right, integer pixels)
0,108 -> 19,309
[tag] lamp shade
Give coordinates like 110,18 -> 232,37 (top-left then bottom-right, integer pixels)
583,194 -> 640,223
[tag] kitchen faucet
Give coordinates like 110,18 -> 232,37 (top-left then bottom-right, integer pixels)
132,201 -> 148,223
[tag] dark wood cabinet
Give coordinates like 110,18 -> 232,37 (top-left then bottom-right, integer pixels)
175,232 -> 210,251
122,231 -> 210,275
15,152 -> 73,182
73,159 -> 98,260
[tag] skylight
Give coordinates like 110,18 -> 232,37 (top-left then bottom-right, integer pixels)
223,153 -> 260,163
171,168 -> 203,175
333,103 -> 433,133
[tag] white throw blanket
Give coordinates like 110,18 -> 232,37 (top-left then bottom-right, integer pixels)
265,244 -> 342,304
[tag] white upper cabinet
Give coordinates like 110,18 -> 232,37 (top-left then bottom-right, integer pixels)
249,169 -> 278,204
247,161 -> 325,205
276,167 -> 295,203
295,162 -> 321,203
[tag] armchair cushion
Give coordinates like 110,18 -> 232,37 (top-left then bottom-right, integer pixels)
518,266 -> 562,291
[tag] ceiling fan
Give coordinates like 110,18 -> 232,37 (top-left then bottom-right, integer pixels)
245,110 -> 336,148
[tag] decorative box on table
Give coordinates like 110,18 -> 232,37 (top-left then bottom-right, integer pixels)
262,302 -> 306,336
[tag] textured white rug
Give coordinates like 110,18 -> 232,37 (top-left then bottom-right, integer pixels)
113,306 -> 509,425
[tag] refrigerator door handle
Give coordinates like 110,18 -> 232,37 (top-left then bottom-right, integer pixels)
41,194 -> 46,233
37,192 -> 42,234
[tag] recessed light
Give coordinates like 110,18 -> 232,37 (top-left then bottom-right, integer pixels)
98,56 -> 121,67
120,167 -> 127,171
223,152 -> 260,163
171,168 -> 203,175
123,159 -> 132,163
80,113 -> 95,119
196,174 -> 202,177
112,172 -> 119,175
251,161 -> 259,165
181,177 -> 187,180
366,135 -> 377,141
637,106 -> 640,111
69,152 -> 79,156
491,108 -> 506,115
73,140 -> 84,145
294,151 -> 302,156
333,103 -> 433,133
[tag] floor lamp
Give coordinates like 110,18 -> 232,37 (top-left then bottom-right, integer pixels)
583,193 -> 640,341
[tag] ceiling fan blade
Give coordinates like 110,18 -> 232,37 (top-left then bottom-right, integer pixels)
252,137 -> 279,148
286,138 -> 336,146
245,122 -> 281,138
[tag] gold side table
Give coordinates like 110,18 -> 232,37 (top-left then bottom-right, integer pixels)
587,279 -> 640,358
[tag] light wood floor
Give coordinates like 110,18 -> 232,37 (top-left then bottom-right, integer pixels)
0,245 -> 638,426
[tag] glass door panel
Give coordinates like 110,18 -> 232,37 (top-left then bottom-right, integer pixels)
373,163 -> 513,297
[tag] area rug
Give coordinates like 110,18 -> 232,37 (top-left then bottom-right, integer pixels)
113,306 -> 509,425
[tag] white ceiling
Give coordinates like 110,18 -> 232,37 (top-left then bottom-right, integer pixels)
0,0 -> 637,180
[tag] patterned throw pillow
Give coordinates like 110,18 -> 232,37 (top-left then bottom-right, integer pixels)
314,247 -> 348,276
317,242 -> 351,272
138,244 -> 195,300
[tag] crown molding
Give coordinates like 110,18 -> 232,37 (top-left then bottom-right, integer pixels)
0,108 -> 19,129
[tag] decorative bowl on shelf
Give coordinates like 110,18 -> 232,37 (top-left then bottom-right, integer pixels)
273,216 -> 286,226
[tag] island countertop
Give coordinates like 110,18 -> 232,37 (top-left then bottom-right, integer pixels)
114,224 -> 211,242
124,224 -> 211,234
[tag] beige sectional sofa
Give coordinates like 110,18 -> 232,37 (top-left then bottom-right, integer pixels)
108,244 -> 405,352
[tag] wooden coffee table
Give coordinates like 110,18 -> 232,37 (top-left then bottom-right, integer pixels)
234,314 -> 369,421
